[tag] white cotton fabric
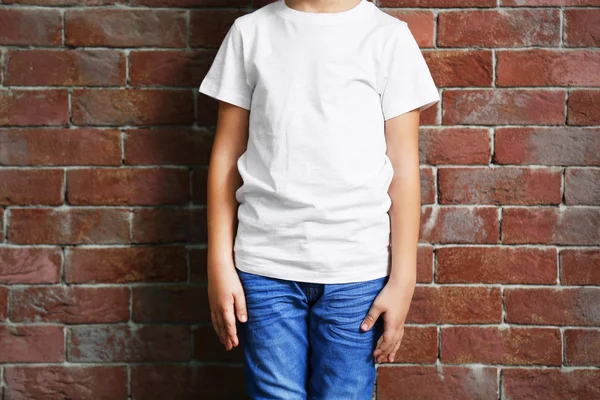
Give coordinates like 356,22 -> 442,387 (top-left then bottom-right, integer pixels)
199,0 -> 440,284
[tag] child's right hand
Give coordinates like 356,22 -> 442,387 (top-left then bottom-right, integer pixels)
207,263 -> 248,351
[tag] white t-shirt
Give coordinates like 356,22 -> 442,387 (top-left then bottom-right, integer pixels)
199,0 -> 440,284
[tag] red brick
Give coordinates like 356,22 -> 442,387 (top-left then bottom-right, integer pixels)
561,249 -> 600,285
420,206 -> 500,244
502,207 -> 600,245
566,168 -> 600,205
377,365 -> 498,400
416,246 -> 434,282
129,51 -> 212,87
9,208 -> 130,245
565,9 -> 600,47
437,246 -> 557,284
568,90 -> 600,126
132,285 -> 209,323
439,167 -> 562,205
391,326 -> 438,363
505,287 -> 600,326
420,167 -> 436,204
4,366 -> 127,400
65,246 -> 187,284
69,325 -> 190,362
407,286 -> 502,324
6,50 -> 125,87
441,326 -> 561,365
502,369 -> 600,400
494,127 -> 600,166
384,10 -> 436,48
380,0 -> 496,6
0,247 -> 62,284
438,9 -> 560,47
442,89 -> 566,125
191,167 -> 208,205
565,329 -> 600,366
65,10 -> 186,48
131,365 -> 247,400
124,128 -> 212,165
189,247 -> 208,283
190,10 -> 248,48
426,50 -> 493,87
497,50 -> 600,86
193,325 -> 244,363
131,0 -> 249,5
502,0 -> 600,5
0,287 -> 7,322
0,129 -> 121,166
0,9 -> 61,46
5,0 -> 120,3
72,89 -> 195,126
11,286 -> 130,324
132,208 -> 207,243
67,168 -> 189,206
420,128 -> 491,165
0,325 -> 64,362
0,209 -> 3,241
0,169 -> 64,206
0,90 -> 68,126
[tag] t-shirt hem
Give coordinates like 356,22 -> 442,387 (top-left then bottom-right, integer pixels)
199,79 -> 252,110
234,252 -> 391,284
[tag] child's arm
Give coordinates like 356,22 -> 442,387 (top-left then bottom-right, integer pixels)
207,101 -> 250,351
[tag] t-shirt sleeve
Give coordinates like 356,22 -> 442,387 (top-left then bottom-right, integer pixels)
199,21 -> 253,110
379,22 -> 440,121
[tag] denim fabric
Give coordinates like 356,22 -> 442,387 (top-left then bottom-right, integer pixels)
236,268 -> 389,400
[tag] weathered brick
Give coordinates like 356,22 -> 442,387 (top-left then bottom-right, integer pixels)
131,365 -> 247,400
441,326 -> 561,365
502,369 -> 600,400
193,325 -> 244,363
0,129 -> 122,166
11,286 -> 130,323
377,365 -> 498,400
190,10 -> 250,48
426,50 -> 493,87
565,329 -> 600,366
124,128 -> 213,165
189,247 -> 208,283
0,286 -> 7,322
132,208 -> 207,243
65,246 -> 187,284
407,286 -> 502,324
9,208 -> 130,245
421,167 -> 436,204
72,89 -> 195,126
565,168 -> 600,205
494,127 -> 600,166
420,128 -> 491,165
502,0 -> 600,6
442,89 -> 566,125
131,0 -> 249,6
0,325 -> 64,362
438,167 -> 562,205
0,247 -> 62,284
0,9 -> 61,46
568,90 -> 600,126
6,50 -> 125,87
129,51 -> 211,87
67,168 -> 189,206
5,0 -> 120,4
438,9 -> 560,47
565,9 -> 600,47
383,10 -> 436,48
390,326 -> 438,364
65,9 -> 186,47
497,50 -> 600,86
420,206 -> 500,244
0,90 -> 68,126
502,207 -> 600,245
505,287 -> 600,326
69,325 -> 190,362
0,169 -> 64,206
4,366 -> 127,400
380,0 -> 496,6
561,249 -> 600,285
436,246 -> 557,284
132,285 -> 209,323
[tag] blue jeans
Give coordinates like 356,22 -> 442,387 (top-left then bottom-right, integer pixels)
236,268 -> 389,400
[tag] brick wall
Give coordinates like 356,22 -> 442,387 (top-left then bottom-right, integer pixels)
0,0 -> 598,399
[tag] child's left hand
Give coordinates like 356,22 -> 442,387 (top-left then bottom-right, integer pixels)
360,277 -> 416,363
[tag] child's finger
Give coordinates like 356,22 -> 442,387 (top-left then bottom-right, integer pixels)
234,290 -> 248,323
223,308 -> 239,347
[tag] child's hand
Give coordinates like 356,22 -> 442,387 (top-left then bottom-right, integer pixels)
360,277 -> 415,363
207,263 -> 248,351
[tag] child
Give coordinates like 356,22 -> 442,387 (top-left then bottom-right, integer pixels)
200,0 -> 439,398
